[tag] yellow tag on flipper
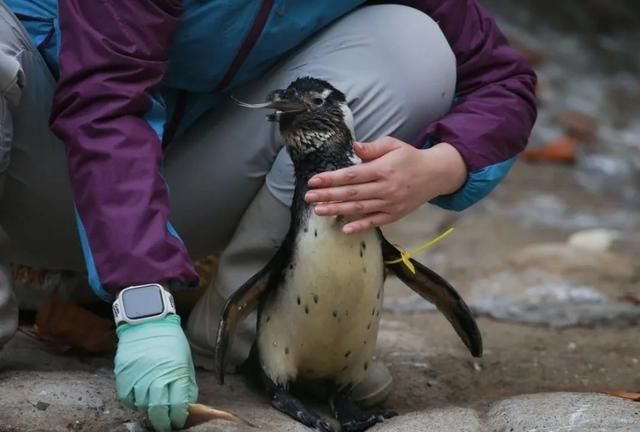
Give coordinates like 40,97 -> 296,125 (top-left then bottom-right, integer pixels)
384,227 -> 455,274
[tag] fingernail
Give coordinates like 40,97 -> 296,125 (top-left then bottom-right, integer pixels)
305,192 -> 317,202
354,142 -> 364,151
308,177 -> 322,187
343,225 -> 354,234
315,205 -> 328,215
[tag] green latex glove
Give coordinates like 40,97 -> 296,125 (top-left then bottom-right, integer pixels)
114,314 -> 198,431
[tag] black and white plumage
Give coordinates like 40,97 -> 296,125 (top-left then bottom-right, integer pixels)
216,77 -> 482,432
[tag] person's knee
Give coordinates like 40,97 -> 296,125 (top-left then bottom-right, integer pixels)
324,5 -> 457,142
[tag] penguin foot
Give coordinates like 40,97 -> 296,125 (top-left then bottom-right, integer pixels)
339,409 -> 397,432
332,395 -> 397,432
272,389 -> 337,432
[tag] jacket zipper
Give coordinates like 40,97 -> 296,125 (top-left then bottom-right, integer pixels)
215,0 -> 274,92
163,0 -> 275,147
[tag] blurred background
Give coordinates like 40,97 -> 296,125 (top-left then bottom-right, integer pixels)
1,2 -> 639,430
379,0 -> 640,411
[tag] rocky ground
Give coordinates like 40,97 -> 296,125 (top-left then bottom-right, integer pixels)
1,2 -> 640,432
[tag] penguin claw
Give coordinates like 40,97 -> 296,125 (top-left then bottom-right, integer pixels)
340,410 -> 397,432
272,389 -> 336,431
316,419 -> 338,432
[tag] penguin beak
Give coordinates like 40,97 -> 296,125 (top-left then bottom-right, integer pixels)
232,90 -> 306,122
264,89 -> 306,122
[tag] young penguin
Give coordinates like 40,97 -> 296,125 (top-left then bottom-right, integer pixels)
216,77 -> 482,432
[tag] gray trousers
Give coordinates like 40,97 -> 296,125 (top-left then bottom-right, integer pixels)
0,2 -> 456,361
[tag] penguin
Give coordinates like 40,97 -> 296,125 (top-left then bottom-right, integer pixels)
215,77 -> 482,432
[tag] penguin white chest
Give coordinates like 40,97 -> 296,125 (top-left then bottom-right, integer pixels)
258,213 -> 384,387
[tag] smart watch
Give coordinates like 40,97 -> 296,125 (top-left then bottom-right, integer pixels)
112,283 -> 176,325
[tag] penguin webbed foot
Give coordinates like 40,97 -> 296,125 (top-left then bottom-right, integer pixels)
331,394 -> 397,432
272,388 -> 337,432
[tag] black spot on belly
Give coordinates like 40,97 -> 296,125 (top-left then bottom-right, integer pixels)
297,297 -> 301,305
285,347 -> 289,355
304,228 -> 308,233
341,365 -> 348,372
344,350 -> 351,358
266,316 -> 271,322
364,362 -> 369,371
313,294 -> 319,303
367,322 -> 371,330
314,229 -> 318,237
361,241 -> 366,250
346,310 -> 349,317
376,309 -> 380,317
289,264 -> 294,270
363,340 -> 367,345
360,249 -> 363,257
363,267 -> 367,273
333,310 -> 338,318
305,305 -> 309,314
371,307 -> 375,316
377,289 -> 381,299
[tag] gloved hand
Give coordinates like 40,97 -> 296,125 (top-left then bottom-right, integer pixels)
114,314 -> 198,431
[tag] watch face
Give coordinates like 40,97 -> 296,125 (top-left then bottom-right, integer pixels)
121,285 -> 165,320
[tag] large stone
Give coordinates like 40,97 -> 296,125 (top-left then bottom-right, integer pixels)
185,407 -> 314,432
0,370 -> 144,432
469,269 -> 640,327
487,392 -> 640,432
369,408 -> 481,432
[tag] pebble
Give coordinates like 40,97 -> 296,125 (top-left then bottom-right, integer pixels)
469,268 -> 640,328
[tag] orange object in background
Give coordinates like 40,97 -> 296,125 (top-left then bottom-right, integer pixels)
522,136 -> 577,164
14,255 -> 220,354
34,293 -> 116,354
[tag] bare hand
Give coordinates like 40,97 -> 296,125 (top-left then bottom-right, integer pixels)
304,137 -> 467,235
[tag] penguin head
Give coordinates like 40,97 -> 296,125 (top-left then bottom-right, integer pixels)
235,77 -> 355,161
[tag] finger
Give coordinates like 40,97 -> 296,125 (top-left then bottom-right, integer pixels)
343,213 -> 397,235
115,378 -> 136,409
354,137 -> 402,161
305,181 -> 386,204
308,162 -> 380,188
118,393 -> 136,410
168,377 -> 198,429
133,381 -> 150,411
147,381 -> 171,432
314,199 -> 388,217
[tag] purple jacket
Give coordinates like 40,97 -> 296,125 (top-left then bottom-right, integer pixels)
39,0 -> 537,300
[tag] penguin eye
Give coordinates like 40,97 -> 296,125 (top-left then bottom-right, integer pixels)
311,97 -> 324,106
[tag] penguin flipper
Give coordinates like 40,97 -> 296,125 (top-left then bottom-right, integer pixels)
214,252 -> 279,384
380,232 -> 483,357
